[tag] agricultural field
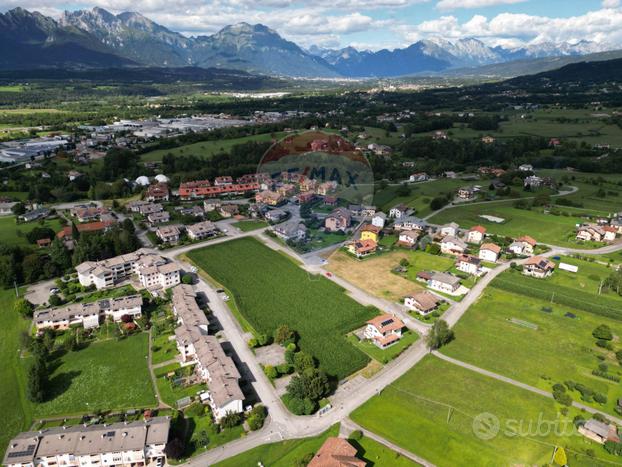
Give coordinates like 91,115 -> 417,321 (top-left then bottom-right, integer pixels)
0,85 -> 25,92
492,257 -> 622,319
187,237 -> 378,379
140,131 -> 286,162
0,288 -> 32,460
428,202 -> 584,247
373,178 -> 465,215
0,216 -> 64,247
351,356 -> 619,467
441,287 -> 622,415
32,333 -> 157,417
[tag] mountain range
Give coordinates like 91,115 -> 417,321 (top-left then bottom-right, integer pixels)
0,7 -> 615,78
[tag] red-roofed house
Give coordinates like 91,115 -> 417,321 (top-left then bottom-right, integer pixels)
308,437 -> 365,467
347,239 -> 377,258
466,225 -> 486,244
364,314 -> 404,348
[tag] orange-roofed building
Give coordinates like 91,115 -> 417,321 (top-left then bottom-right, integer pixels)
466,225 -> 486,244
364,313 -> 404,349
308,437 -> 366,467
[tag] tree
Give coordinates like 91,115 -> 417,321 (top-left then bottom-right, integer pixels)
14,298 -> 33,317
426,320 -> 454,350
50,238 -> 72,272
593,324 -> 613,341
181,273 -> 193,285
11,202 -> 26,215
247,404 -> 267,431
26,356 -> 48,402
274,324 -> 295,345
293,351 -> 315,374
48,294 -> 63,307
220,411 -> 242,429
399,258 -> 410,268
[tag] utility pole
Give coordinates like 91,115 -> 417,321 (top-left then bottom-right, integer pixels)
14,280 -> 19,298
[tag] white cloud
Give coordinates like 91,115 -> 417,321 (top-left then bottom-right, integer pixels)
602,0 -> 620,8
436,0 -> 526,10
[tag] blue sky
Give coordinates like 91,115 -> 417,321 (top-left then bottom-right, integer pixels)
3,0 -> 622,50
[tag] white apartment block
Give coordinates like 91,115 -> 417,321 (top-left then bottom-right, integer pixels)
76,249 -> 180,292
2,417 -> 170,467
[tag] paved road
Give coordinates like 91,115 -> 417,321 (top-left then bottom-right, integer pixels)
433,351 -> 622,425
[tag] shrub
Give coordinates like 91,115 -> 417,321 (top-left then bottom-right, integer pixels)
593,324 -> 613,341
247,404 -> 267,431
248,338 -> 258,348
349,430 -> 363,441
181,274 -> 193,285
220,412 -> 242,429
553,389 -> 572,406
594,393 -> 608,404
552,383 -> 566,393
596,339 -> 613,350
264,365 -> 278,379
276,363 -> 293,375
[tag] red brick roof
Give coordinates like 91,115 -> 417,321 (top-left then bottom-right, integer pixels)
308,437 -> 366,467
367,313 -> 404,333
470,225 -> 487,234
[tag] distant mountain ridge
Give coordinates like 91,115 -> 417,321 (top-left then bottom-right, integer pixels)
0,7 -> 616,78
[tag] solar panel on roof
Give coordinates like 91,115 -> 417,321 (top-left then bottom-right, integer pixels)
105,431 -> 116,437
7,445 -> 36,458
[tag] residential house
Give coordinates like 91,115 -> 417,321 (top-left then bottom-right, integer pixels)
457,187 -> 476,200
481,135 -> 495,144
523,256 -> 555,279
67,170 -> 83,181
466,225 -> 486,244
360,224 -> 381,243
214,176 -> 233,186
317,181 -> 337,195
519,164 -> 534,172
508,236 -> 537,255
218,204 -> 239,218
296,191 -> 316,204
273,221 -> 307,242
277,183 -> 297,197
126,200 -> 150,213
308,437 -> 366,467
348,204 -> 364,217
479,243 -> 501,262
203,200 -> 222,212
19,207 -> 50,222
138,203 -> 164,216
576,224 -> 616,242
579,419 -> 621,445
255,190 -> 284,206
444,171 -> 457,179
439,222 -> 459,238
404,291 -> 441,315
33,295 -> 143,331
264,208 -> 287,223
186,221 -> 218,241
361,205 -> 376,217
409,172 -> 429,183
371,212 -> 387,228
2,417 -> 170,467
347,239 -> 377,258
148,211 -> 170,225
428,272 -> 461,294
156,225 -> 180,244
364,314 -> 404,348
70,205 -> 109,223
393,216 -> 427,233
440,236 -> 467,255
76,249 -> 180,291
323,195 -> 338,207
398,230 -> 418,248
325,208 -> 351,232
389,204 -> 409,219
455,254 -> 482,276
146,182 -> 170,202
0,201 -> 17,215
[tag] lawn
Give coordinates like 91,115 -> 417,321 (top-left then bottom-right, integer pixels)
232,220 -> 268,232
373,179 -> 465,215
154,363 -> 207,407
0,288 -> 32,460
32,333 -> 157,417
214,424 -> 340,467
428,202 -> 584,247
348,330 -> 419,364
441,287 -> 622,416
351,356 -> 619,467
0,85 -> 25,92
0,216 -> 64,247
140,131 -> 286,162
187,237 -> 378,379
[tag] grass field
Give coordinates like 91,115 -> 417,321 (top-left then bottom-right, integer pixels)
0,85 -> 25,93
492,259 -> 622,320
373,179 -> 465,215
215,424 -> 340,467
0,217 -> 64,247
428,202 -> 584,247
187,237 -> 378,379
140,132 -> 286,162
348,330 -> 419,364
0,288 -> 32,460
32,334 -> 157,417
232,220 -> 268,232
442,287 -> 622,415
351,356 -> 619,467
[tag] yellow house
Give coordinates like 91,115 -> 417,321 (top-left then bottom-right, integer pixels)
360,224 -> 381,243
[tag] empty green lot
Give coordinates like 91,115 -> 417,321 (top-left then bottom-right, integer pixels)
0,216 -> 64,247
187,237 -> 378,379
442,286 -> 622,415
351,356 -> 618,467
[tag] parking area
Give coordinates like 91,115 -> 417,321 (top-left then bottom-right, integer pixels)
24,278 -> 57,305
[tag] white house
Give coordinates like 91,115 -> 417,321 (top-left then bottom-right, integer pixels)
455,254 -> 482,276
440,236 -> 467,255
156,225 -> 180,244
439,222 -> 459,238
523,256 -> 555,279
409,172 -> 429,183
508,236 -> 537,256
519,164 -> 533,172
186,221 -> 218,240
428,272 -> 461,294
398,230 -> 418,247
479,243 -> 501,262
404,291 -> 440,315
466,226 -> 486,244
371,212 -> 387,228
364,314 -> 405,348
389,204 -> 409,219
